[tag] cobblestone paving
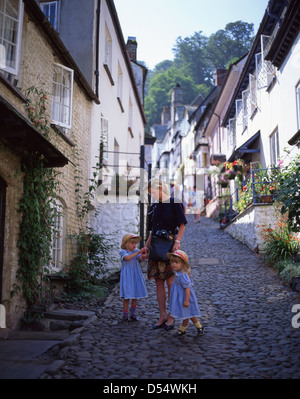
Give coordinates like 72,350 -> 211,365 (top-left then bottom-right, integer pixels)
40,216 -> 300,379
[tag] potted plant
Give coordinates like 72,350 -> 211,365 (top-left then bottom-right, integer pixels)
253,167 -> 277,203
260,185 -> 275,203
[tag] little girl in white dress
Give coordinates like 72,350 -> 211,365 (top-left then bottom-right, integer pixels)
167,250 -> 204,337
119,234 -> 148,321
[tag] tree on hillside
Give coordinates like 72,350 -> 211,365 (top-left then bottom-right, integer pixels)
144,21 -> 255,129
172,31 -> 211,85
207,21 -> 254,69
144,67 -> 209,127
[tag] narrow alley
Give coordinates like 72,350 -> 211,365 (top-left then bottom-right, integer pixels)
39,215 -> 300,380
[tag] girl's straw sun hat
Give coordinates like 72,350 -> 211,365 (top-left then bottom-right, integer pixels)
121,233 -> 142,249
167,250 -> 189,266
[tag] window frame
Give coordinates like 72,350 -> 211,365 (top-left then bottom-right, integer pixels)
39,1 -> 60,32
51,63 -> 74,129
104,24 -> 114,85
100,117 -> 109,163
128,96 -> 133,137
0,0 -> 24,76
270,128 -> 280,167
296,81 -> 300,131
48,198 -> 64,273
117,61 -> 124,112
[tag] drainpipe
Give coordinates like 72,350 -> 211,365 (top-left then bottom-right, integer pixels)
95,0 -> 101,98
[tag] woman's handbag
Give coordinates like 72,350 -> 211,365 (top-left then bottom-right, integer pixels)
149,230 -> 174,261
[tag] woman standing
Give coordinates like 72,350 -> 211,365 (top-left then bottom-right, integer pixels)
143,178 -> 187,330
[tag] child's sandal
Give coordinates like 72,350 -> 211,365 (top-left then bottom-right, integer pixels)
174,330 -> 186,337
197,326 -> 204,335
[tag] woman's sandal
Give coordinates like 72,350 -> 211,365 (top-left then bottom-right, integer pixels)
153,319 -> 167,329
164,321 -> 175,331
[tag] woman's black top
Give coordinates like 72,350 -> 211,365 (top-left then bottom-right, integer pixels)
147,197 -> 187,235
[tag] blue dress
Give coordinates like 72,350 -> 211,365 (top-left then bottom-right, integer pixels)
169,271 -> 201,319
119,249 -> 148,299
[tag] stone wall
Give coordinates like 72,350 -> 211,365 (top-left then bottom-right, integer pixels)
224,203 -> 279,252
0,9 -> 93,332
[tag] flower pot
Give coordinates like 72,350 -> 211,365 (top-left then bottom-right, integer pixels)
220,182 -> 229,188
261,195 -> 273,203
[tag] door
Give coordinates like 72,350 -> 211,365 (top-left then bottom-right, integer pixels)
0,177 -> 6,302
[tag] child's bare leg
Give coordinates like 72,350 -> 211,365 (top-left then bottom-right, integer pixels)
130,299 -> 138,320
122,299 -> 129,320
181,319 -> 189,327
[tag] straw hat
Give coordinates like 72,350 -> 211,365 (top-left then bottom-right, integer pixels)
121,233 -> 142,249
167,250 -> 189,266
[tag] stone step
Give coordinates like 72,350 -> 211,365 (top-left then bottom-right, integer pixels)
42,309 -> 95,321
8,329 -> 69,340
19,308 -> 96,333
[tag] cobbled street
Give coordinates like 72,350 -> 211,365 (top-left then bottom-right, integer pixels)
40,215 -> 300,380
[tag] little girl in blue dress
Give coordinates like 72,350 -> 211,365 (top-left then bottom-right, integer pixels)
119,234 -> 148,321
167,250 -> 204,337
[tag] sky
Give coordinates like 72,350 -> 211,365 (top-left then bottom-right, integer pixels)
113,0 -> 269,70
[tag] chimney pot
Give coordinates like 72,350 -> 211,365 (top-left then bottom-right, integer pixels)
126,36 -> 137,62
214,69 -> 227,86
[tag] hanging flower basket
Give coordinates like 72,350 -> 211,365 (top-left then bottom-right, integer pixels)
233,159 -> 244,172
227,170 -> 236,180
220,180 -> 229,188
233,165 -> 242,172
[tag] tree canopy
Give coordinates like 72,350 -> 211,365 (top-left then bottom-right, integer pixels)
143,21 -> 254,129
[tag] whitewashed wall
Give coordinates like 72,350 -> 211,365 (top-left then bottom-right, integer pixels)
90,196 -> 146,277
224,204 -> 279,252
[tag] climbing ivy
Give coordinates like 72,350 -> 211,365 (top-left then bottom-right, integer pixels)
13,85 -> 60,305
16,153 -> 59,305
